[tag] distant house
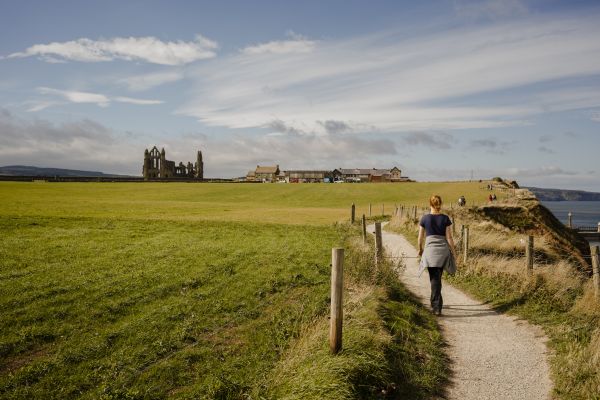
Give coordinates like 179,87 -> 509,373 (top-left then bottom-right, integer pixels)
339,167 -> 409,183
250,165 -> 280,182
285,170 -> 334,183
339,169 -> 372,182
245,170 -> 256,181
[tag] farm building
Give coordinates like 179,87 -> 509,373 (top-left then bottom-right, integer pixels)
247,165 -> 281,182
285,170 -> 335,183
338,167 -> 408,182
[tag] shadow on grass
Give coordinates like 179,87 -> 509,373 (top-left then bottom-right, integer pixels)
349,279 -> 452,399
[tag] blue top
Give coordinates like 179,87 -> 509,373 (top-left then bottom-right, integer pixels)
419,213 -> 452,237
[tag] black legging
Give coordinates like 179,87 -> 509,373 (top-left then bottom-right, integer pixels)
427,267 -> 443,311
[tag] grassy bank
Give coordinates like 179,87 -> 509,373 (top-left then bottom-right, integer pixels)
387,198 -> 600,399
264,226 -> 449,399
0,182 -> 453,398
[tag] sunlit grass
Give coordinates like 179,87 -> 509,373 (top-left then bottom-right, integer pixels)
0,181 -> 489,225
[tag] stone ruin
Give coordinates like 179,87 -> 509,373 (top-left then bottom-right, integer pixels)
143,146 -> 203,180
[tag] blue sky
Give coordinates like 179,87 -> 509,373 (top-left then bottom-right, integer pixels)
1,0 -> 599,190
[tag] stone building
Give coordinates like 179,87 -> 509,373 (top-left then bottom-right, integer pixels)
246,165 -> 280,182
285,170 -> 334,183
338,167 -> 407,182
143,146 -> 203,180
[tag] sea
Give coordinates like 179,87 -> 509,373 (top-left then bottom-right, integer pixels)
541,201 -> 600,247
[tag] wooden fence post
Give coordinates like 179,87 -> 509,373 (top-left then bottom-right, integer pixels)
382,203 -> 385,216
463,226 -> 469,263
413,206 -> 417,220
399,206 -> 403,219
591,245 -> 599,300
568,212 -> 573,228
369,203 -> 372,217
362,214 -> 367,244
526,235 -> 534,273
375,222 -> 383,266
330,248 -> 344,354
351,203 -> 355,224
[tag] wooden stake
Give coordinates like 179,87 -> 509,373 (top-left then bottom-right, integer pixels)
330,248 -> 344,354
526,235 -> 534,273
375,222 -> 383,267
463,226 -> 469,264
362,214 -> 367,244
351,203 -> 355,224
382,203 -> 385,216
591,245 -> 599,300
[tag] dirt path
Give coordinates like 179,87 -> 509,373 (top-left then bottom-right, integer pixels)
369,223 -> 552,400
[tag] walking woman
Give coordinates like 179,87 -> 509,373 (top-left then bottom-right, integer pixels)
418,195 -> 457,316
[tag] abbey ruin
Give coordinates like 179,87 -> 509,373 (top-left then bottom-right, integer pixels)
143,146 -> 203,180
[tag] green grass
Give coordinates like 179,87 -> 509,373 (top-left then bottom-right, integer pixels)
0,182 -> 466,398
0,181 -> 488,225
264,231 -> 448,399
0,217 -> 342,398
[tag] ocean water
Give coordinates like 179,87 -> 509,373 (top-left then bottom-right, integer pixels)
541,201 -> 600,247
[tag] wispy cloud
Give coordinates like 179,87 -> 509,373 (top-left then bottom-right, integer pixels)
242,32 -> 317,55
179,11 -> 600,135
469,138 -> 514,154
6,34 -> 218,65
404,132 -> 455,149
538,146 -> 555,154
34,87 -> 162,109
454,0 -> 528,20
113,96 -> 163,105
119,70 -> 184,91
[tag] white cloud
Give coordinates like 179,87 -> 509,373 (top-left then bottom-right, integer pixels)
37,87 -> 110,107
113,96 -> 163,105
179,12 -> 600,134
242,32 -> 317,55
35,87 -> 162,109
7,34 -> 218,65
119,70 -> 184,91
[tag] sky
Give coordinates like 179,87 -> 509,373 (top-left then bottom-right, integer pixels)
0,0 -> 599,190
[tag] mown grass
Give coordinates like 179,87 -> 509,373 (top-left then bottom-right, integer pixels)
0,182 -> 457,399
387,202 -> 600,400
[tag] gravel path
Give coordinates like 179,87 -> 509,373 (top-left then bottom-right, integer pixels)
369,223 -> 552,400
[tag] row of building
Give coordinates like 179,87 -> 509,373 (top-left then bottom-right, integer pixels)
245,165 -> 411,183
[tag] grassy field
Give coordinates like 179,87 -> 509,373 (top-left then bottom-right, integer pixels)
0,181 -> 481,398
0,181 -> 487,225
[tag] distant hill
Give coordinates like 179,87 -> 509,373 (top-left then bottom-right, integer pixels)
0,165 -> 130,177
527,187 -> 600,201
